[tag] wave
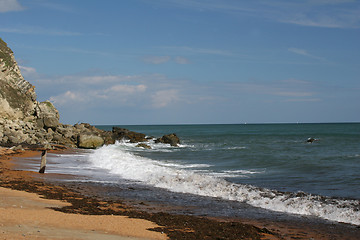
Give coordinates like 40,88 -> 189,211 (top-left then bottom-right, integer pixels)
226,146 -> 247,150
87,142 -> 360,226
115,139 -> 193,153
158,162 -> 213,169
209,169 -> 265,178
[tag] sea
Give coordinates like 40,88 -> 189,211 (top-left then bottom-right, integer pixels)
21,123 -> 360,226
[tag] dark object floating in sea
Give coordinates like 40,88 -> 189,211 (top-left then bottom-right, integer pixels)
306,137 -> 319,143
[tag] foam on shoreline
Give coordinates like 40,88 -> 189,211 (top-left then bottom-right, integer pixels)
3,147 -> 360,239
87,142 -> 360,226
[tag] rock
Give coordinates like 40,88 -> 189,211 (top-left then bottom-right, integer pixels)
112,127 -> 147,143
11,145 -> 24,151
0,38 -> 37,120
136,143 -> 151,149
78,134 -> 104,149
100,131 -> 116,145
36,101 -> 60,129
1,136 -> 8,145
43,117 -> 59,129
43,143 -> 52,150
56,124 -> 75,138
26,136 -> 37,145
7,129 -> 29,144
155,133 -> 180,147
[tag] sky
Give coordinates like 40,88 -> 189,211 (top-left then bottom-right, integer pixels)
0,0 -> 359,125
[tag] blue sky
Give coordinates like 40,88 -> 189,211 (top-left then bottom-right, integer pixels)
1,0 -> 359,124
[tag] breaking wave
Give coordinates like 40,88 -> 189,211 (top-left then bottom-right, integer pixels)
88,142 -> 360,226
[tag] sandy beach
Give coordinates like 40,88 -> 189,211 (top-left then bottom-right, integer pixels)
1,147 -> 359,240
0,187 -> 166,240
0,147 -> 268,240
0,148 -> 167,240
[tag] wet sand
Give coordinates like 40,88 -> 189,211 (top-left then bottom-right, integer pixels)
1,147 -> 359,239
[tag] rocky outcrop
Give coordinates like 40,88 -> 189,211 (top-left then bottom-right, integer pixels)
0,38 -> 37,121
35,101 -> 60,129
0,38 -> 180,150
78,134 -> 104,149
155,133 -> 180,147
112,127 -> 148,143
0,38 -> 57,148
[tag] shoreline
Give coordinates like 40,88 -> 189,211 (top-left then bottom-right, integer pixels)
0,148 -> 166,240
1,147 -> 360,239
0,147 -> 271,240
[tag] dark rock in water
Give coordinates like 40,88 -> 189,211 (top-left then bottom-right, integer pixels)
136,143 -> 151,149
112,127 -> 147,143
155,133 -> 180,147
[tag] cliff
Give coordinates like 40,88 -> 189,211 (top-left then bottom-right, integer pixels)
0,37 -> 63,148
0,38 -> 179,150
0,38 -> 37,120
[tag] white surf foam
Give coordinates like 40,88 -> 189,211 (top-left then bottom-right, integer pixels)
226,146 -> 247,150
87,142 -> 360,226
116,139 -> 191,153
210,169 -> 264,178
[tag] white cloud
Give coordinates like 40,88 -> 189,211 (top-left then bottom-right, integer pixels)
79,75 -> 134,84
162,46 -> 232,56
151,89 -> 180,108
26,67 -> 324,112
40,73 -> 181,107
0,0 -> 24,13
33,1 -> 74,13
309,0 -> 356,4
0,26 -> 82,36
288,48 -> 310,56
274,91 -> 314,97
226,78 -> 318,102
50,84 -> 148,106
174,56 -> 190,64
276,2 -> 360,28
283,14 -> 349,28
151,0 -> 259,15
35,74 -> 142,86
50,91 -> 86,105
288,48 -> 325,61
143,56 -> 171,64
151,0 -> 360,29
108,84 -> 147,94
142,55 -> 191,64
19,65 -> 38,78
285,98 -> 321,102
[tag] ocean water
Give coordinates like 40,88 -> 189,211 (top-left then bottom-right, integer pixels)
37,123 -> 360,225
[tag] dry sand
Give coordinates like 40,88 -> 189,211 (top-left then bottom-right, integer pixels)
0,187 -> 167,240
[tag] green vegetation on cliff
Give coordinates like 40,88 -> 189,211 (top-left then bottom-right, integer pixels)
0,37 -> 15,68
